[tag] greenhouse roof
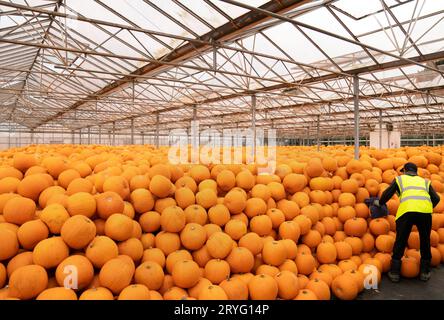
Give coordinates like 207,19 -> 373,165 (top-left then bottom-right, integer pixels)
1,0 -> 444,137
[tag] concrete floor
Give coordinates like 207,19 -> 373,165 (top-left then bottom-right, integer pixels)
358,265 -> 444,300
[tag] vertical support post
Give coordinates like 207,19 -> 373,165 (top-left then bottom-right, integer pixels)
306,126 -> 310,146
112,121 -> 116,146
98,126 -> 102,145
8,120 -> 11,149
379,109 -> 383,149
71,130 -> 74,144
79,129 -> 82,145
426,91 -> 429,146
316,115 -> 320,151
141,132 -> 145,145
353,75 -> 360,159
131,80 -> 135,145
251,94 -> 256,159
31,129 -> 35,144
190,104 -> 199,163
212,40 -> 217,75
193,104 -> 197,121
88,127 -> 91,145
155,113 -> 160,148
130,118 -> 134,145
194,105 -> 199,146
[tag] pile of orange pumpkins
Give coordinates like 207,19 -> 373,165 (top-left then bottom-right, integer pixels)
0,144 -> 444,300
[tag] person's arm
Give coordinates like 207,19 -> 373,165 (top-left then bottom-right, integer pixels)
379,179 -> 400,205
429,184 -> 440,208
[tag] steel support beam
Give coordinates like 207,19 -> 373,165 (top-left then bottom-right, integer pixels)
316,115 -> 320,151
353,75 -> 360,159
8,121 -> 11,149
251,94 -> 256,159
155,113 -> 160,148
379,109 -> 383,149
88,127 -> 91,145
131,80 -> 135,145
112,122 -> 116,146
98,126 -> 102,144
130,118 -> 135,145
191,105 -> 199,163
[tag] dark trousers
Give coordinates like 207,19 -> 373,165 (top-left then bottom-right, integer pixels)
392,212 -> 432,261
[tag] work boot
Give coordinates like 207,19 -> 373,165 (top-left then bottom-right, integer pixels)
420,259 -> 431,282
388,259 -> 401,283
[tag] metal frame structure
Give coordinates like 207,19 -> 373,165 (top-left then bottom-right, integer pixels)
1,0 -> 444,145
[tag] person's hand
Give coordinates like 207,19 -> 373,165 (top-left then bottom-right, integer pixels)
373,199 -> 380,207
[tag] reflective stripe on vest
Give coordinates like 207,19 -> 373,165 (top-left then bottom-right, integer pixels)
403,186 -> 428,192
395,175 -> 432,220
399,195 -> 432,203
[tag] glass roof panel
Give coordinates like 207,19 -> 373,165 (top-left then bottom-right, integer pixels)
171,0 -> 229,29
207,0 -> 269,19
295,6 -> 355,40
262,22 -> 326,65
333,0 -> 384,19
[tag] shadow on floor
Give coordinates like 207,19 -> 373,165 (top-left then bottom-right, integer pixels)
358,265 -> 444,300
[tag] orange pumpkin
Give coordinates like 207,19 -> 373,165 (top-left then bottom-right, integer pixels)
171,259 -> 200,289
79,287 -> 114,300
160,206 -> 186,233
33,237 -> 69,269
99,257 -> 135,294
61,215 -> 96,249
105,213 -> 134,242
17,220 -> 49,250
206,232 -> 233,259
8,265 -> 48,300
118,284 -> 151,300
226,247 -> 254,274
3,196 -> 36,225
248,274 -> 278,300
331,273 -> 358,300
135,261 -> 165,290
204,259 -> 230,284
36,287 -> 77,300
275,271 -> 299,300
305,278 -> 330,300
86,236 -> 119,268
401,256 -> 419,278
198,285 -> 228,300
316,241 -> 337,264
262,241 -> 287,266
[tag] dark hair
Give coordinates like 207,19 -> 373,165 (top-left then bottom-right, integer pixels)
402,162 -> 418,173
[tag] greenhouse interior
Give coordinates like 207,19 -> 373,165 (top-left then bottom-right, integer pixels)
1,0 -> 444,303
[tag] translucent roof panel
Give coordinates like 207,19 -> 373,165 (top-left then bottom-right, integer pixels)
1,0 -> 444,135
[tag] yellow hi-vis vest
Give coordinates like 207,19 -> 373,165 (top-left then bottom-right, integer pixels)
395,174 -> 433,220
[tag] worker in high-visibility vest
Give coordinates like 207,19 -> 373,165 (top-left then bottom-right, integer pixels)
375,162 -> 440,282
